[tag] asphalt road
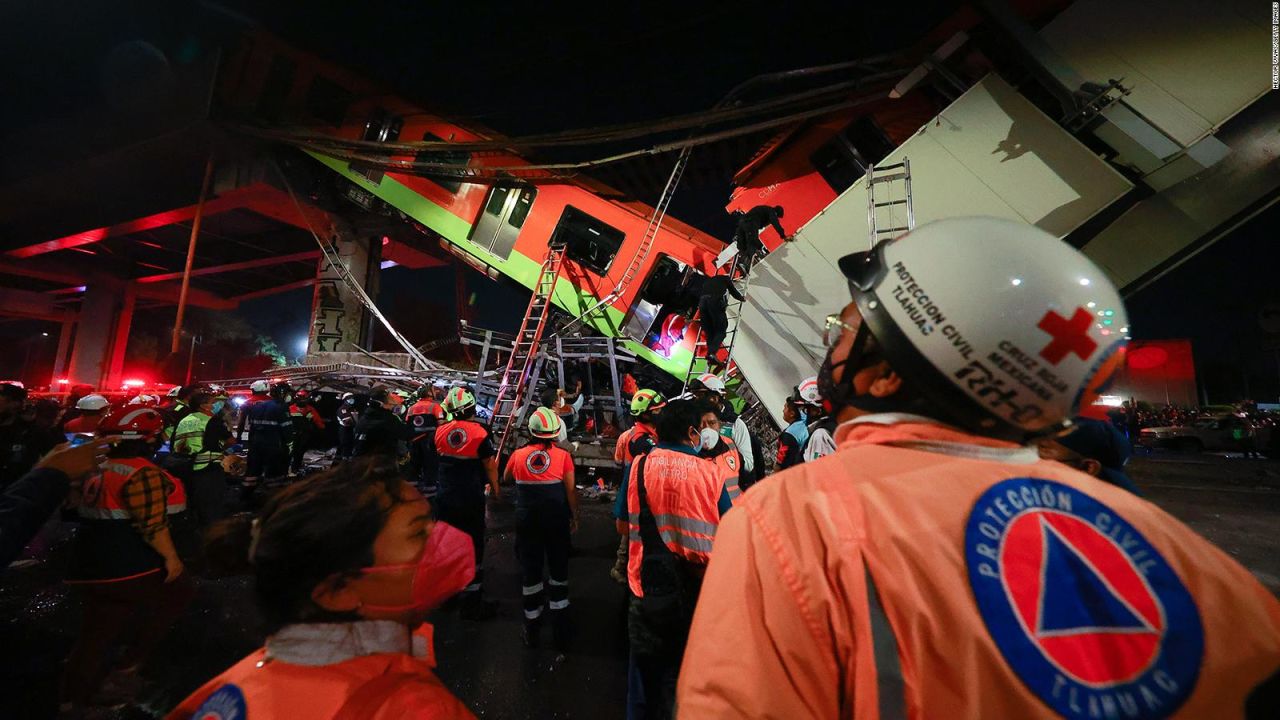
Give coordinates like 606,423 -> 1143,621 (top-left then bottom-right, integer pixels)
1,451 -> 1276,719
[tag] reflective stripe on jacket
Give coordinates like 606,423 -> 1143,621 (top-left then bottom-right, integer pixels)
677,415 -> 1280,718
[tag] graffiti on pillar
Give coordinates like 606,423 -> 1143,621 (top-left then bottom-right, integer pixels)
312,280 -> 347,352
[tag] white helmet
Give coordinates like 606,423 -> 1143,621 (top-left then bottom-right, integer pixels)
692,373 -> 727,395
127,394 -> 157,406
833,217 -> 1127,440
166,386 -> 182,397
791,376 -> 821,406
250,380 -> 270,393
76,394 -> 110,411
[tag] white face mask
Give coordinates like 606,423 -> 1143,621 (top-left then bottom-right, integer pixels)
699,427 -> 721,451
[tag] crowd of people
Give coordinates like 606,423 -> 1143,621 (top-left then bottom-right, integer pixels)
2,216 -> 1279,718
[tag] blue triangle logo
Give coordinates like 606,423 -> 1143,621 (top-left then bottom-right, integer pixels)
1036,520 -> 1151,635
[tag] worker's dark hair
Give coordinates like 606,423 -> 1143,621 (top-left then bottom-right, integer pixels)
539,388 -> 559,409
177,385 -> 200,402
187,391 -> 212,411
369,385 -> 391,404
0,383 -> 26,402
773,205 -> 785,217
204,457 -> 409,632
656,399 -> 714,444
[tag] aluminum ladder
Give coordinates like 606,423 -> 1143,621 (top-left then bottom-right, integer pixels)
556,146 -> 692,336
490,242 -> 567,455
866,157 -> 915,248
681,255 -> 752,392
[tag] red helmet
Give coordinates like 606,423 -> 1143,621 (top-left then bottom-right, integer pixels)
98,407 -> 165,441
294,389 -> 310,401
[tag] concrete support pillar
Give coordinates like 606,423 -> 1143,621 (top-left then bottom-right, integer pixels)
50,314 -> 76,384
105,282 -> 136,389
67,278 -> 134,388
307,224 -> 380,354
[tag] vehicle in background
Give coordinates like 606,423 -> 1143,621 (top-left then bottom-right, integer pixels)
1138,415 -> 1274,454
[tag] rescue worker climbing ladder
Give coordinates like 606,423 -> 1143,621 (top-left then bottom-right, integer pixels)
506,407 -> 578,649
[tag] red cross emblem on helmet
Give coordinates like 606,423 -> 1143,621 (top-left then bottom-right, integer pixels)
1037,308 -> 1098,365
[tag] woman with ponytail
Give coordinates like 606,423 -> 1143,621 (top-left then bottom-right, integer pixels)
166,458 -> 476,719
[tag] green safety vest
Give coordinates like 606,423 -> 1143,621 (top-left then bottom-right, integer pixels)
174,411 -> 223,471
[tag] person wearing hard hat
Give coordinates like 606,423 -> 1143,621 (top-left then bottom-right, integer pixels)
774,376 -> 821,471
173,389 -> 233,526
687,373 -> 757,487
62,407 -> 193,714
354,387 -> 411,460
287,390 -> 325,476
235,380 -> 271,443
334,392 -> 360,462
611,389 -> 666,585
242,382 -> 294,501
504,407 -> 579,649
802,384 -> 839,464
407,387 -> 447,497
433,387 -> 500,621
64,394 -> 111,434
676,218 -> 1280,718
626,398 -> 734,719
160,385 -> 198,448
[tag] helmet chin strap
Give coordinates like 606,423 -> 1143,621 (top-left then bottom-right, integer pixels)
819,321 -> 904,416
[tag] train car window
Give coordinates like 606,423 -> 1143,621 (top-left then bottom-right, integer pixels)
809,117 -> 895,194
257,55 -> 296,122
507,189 -> 535,229
353,110 -> 402,184
638,255 -> 687,307
414,133 -> 471,193
304,76 -> 353,127
553,206 -> 625,276
484,188 -> 508,216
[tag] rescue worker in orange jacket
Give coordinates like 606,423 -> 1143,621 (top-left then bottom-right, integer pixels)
628,398 -> 734,720
407,385 -> 447,497
63,407 -> 194,714
612,389 -> 665,585
696,404 -> 743,505
505,407 -> 579,649
167,458 -> 476,720
433,387 -> 500,621
677,217 -> 1280,719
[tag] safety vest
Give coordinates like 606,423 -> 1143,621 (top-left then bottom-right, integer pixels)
677,416 -> 1280,719
509,443 -> 572,486
614,422 -> 657,465
174,411 -> 223,471
434,419 -> 491,490
408,399 -> 445,440
626,447 -> 728,598
165,628 -> 474,720
704,437 -> 743,505
70,456 -> 186,583
79,457 -> 186,520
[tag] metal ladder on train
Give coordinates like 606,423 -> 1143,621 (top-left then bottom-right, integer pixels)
867,157 -> 915,248
490,241 -> 567,454
555,146 -> 693,336
681,254 -> 752,392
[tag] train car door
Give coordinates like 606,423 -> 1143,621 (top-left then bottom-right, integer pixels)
470,186 -> 536,260
623,254 -> 700,343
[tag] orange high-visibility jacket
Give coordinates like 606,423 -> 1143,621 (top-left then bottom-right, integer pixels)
678,415 -> 1280,719
167,625 -> 473,720
627,445 -> 733,598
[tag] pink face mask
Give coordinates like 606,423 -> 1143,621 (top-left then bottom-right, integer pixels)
359,521 -> 476,614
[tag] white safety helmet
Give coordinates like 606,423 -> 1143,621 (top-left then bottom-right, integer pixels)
76,394 -> 110,411
166,386 -> 182,398
250,380 -> 270,393
692,373 -> 727,395
791,376 -> 821,406
833,217 -> 1127,440
127,394 -> 158,406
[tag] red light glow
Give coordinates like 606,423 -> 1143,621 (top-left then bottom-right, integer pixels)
122,379 -> 146,388
56,379 -> 70,384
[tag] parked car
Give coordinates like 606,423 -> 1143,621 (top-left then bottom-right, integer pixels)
1139,414 -> 1273,453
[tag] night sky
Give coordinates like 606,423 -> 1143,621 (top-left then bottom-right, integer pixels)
2,1 -> 1277,402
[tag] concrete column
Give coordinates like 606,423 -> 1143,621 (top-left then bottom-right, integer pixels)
307,224 -> 379,354
67,278 -> 131,388
104,282 -> 137,388
50,314 -> 76,383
